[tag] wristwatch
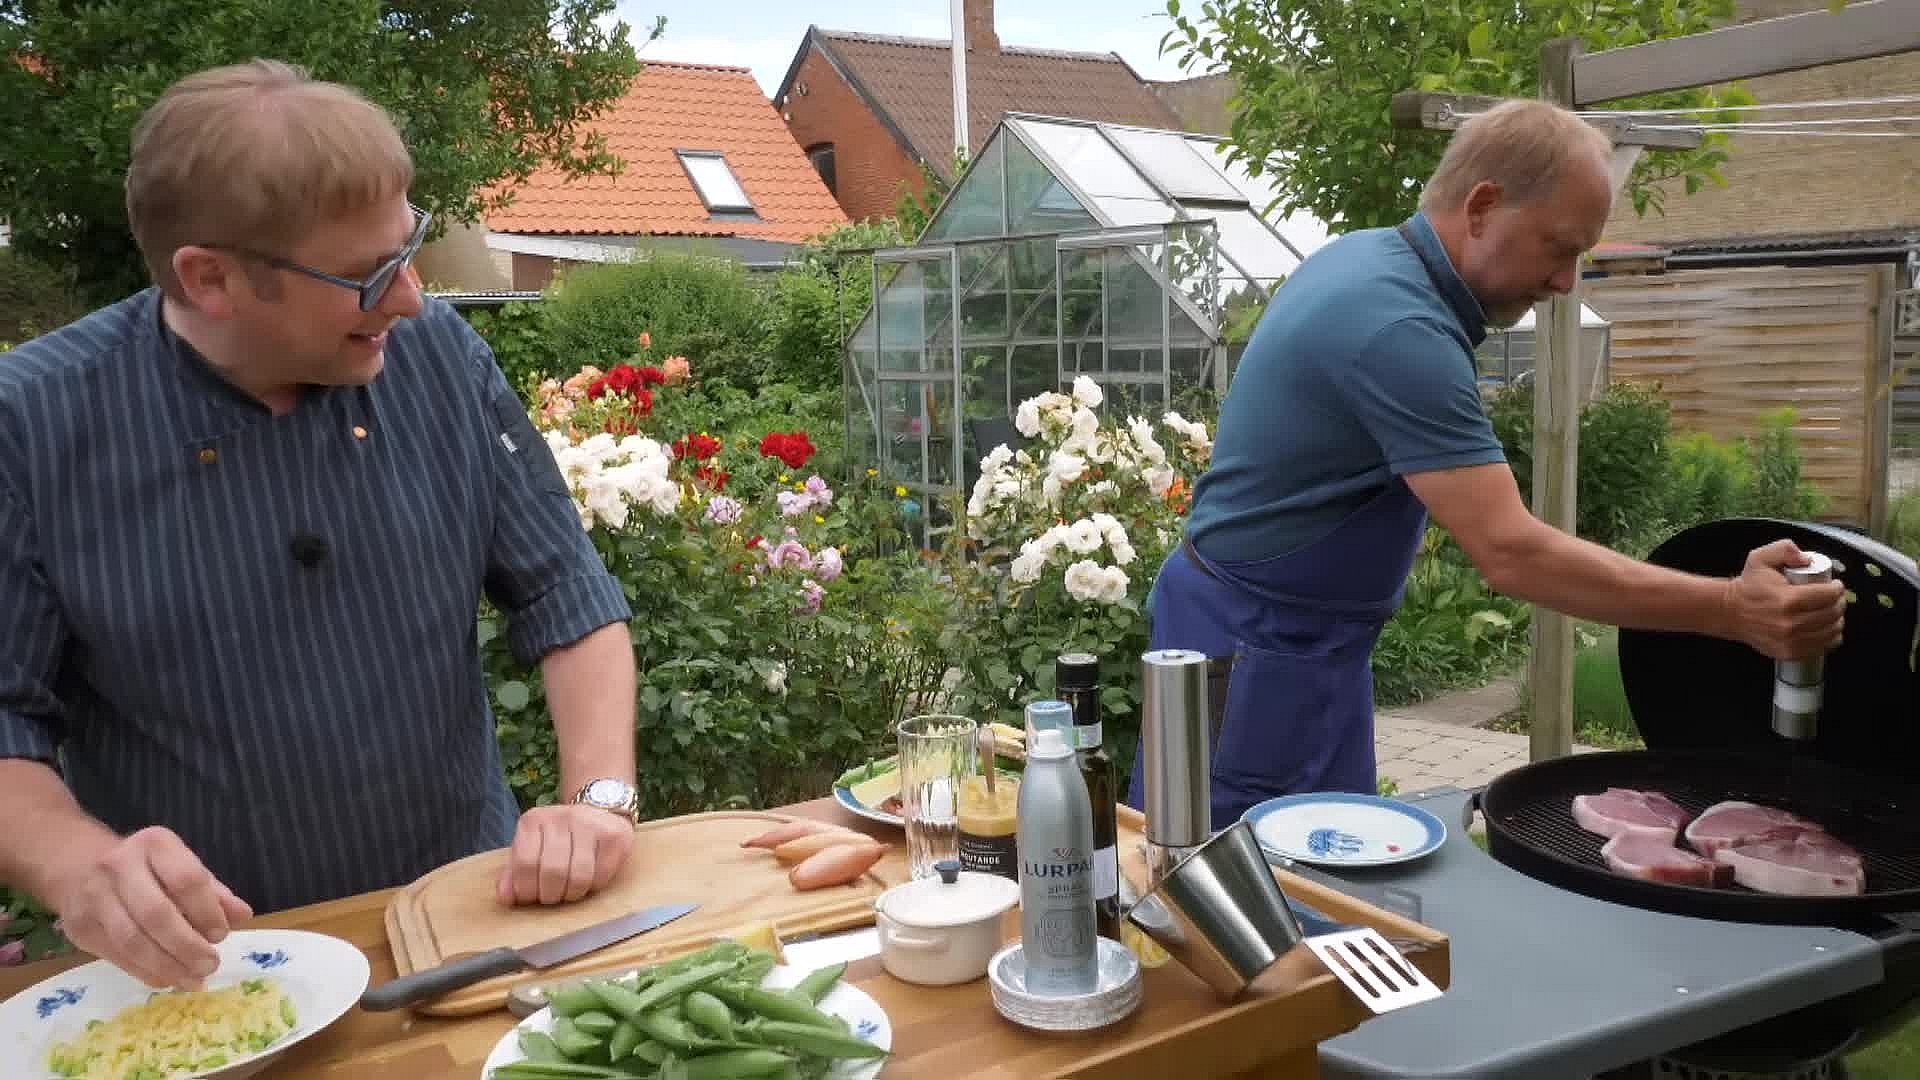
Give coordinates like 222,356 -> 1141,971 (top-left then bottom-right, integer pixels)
572,778 -> 640,824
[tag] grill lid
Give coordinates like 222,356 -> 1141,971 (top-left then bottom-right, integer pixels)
1617,517 -> 1920,784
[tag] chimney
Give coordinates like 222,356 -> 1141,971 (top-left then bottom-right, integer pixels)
963,0 -> 1000,53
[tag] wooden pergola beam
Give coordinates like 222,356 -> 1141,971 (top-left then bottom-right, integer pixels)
1389,91 -> 1705,149
1572,0 -> 1920,106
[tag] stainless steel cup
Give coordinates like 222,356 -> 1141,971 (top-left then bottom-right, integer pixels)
1123,820 -> 1307,1001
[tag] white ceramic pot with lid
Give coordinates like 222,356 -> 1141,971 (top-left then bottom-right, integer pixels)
874,858 -> 1021,986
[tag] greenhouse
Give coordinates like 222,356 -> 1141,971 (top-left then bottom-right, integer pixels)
843,112 -> 1333,547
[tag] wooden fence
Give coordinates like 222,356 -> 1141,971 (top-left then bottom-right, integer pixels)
1583,264 -> 1898,529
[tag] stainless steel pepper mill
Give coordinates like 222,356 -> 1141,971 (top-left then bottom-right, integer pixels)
1773,551 -> 1834,740
1140,648 -> 1212,886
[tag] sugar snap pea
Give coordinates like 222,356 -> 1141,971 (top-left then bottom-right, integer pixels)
740,1020 -> 888,1061
547,984 -> 607,1018
487,1063 -> 630,1079
705,982 -> 841,1030
733,953 -> 777,984
517,1029 -> 569,1063
682,989 -> 735,1041
573,1010 -> 619,1036
628,960 -> 739,1015
629,1038 -> 670,1065
635,1007 -> 729,1054
792,963 -> 845,1003
608,1019 -> 642,1062
549,1015 -> 602,1059
678,1049 -> 799,1079
585,978 -> 652,1020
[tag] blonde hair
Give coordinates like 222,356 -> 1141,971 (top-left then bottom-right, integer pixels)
1418,99 -> 1612,214
125,59 -> 414,297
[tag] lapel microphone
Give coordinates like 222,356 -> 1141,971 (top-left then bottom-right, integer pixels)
290,533 -> 329,569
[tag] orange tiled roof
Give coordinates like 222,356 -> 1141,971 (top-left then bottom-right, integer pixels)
486,60 -> 847,242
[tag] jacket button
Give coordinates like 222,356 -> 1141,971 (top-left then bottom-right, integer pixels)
198,448 -> 217,465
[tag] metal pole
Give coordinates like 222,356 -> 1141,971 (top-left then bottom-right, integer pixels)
950,0 -> 969,159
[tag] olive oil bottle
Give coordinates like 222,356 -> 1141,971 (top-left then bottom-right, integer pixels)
1056,652 -> 1121,940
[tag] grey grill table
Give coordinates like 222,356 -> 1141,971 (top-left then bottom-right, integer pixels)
1308,788 -> 1892,1079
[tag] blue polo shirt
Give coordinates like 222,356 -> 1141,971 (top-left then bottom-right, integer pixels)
0,289 -> 633,913
1187,211 -> 1507,563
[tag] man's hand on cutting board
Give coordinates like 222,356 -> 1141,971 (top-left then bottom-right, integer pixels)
496,803 -> 637,906
1725,540 -> 1848,662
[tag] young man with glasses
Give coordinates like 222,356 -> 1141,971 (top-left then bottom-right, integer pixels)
0,60 -> 644,992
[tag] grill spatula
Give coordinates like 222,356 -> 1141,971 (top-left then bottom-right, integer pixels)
1304,926 -> 1444,1015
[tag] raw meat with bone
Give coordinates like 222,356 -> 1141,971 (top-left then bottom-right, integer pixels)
1601,832 -> 1734,887
1683,801 -> 1822,857
1572,788 -> 1694,844
1715,825 -> 1865,897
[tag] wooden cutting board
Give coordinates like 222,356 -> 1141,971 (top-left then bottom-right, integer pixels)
385,810 -> 905,1016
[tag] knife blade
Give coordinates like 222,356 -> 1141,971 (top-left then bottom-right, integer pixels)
359,901 -> 698,1011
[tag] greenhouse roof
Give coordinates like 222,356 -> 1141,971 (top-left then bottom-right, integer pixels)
918,113 -> 1335,292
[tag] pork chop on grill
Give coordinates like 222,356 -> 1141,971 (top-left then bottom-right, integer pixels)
1714,825 -> 1866,897
1683,801 -> 1823,857
1572,787 -> 1693,844
1601,832 -> 1734,887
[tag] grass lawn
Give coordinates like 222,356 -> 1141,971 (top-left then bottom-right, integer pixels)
1474,630 -> 1920,1073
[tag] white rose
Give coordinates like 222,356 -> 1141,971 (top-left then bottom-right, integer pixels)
1014,399 -> 1042,438
1066,407 -> 1099,450
1097,565 -> 1132,603
983,444 -> 1014,470
1010,548 -> 1048,583
1146,465 -> 1176,497
1065,518 -> 1104,554
1063,560 -> 1108,603
764,661 -> 788,696
1072,376 -> 1103,409
1110,541 -> 1137,566
1047,450 -> 1087,486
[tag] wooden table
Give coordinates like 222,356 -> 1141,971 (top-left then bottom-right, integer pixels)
0,799 -> 1448,1078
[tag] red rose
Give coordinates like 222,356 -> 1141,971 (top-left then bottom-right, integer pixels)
631,389 -> 653,418
638,366 -> 667,387
674,433 -> 722,461
586,377 -> 609,400
695,465 -> 729,491
605,365 -> 640,394
758,431 -> 816,470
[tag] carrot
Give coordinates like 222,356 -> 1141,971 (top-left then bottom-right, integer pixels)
774,829 -> 876,865
788,842 -> 888,891
740,819 -> 847,850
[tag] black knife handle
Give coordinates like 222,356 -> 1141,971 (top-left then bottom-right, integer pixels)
359,947 -> 525,1011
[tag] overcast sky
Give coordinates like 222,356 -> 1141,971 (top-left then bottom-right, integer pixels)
614,0 -> 1204,98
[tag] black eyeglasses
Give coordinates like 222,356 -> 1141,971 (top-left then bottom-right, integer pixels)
199,204 -> 432,311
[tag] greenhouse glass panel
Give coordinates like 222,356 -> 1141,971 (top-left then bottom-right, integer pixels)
1059,248 -> 1103,341
880,379 -> 927,486
958,244 -> 1011,345
1010,344 -> 1056,411
1009,237 -> 1056,342
1108,127 -> 1242,201
1097,197 -> 1178,228
1104,248 -> 1165,352
1207,208 -> 1302,283
1015,121 -> 1163,211
875,257 -> 953,372
923,379 -> 959,490
1006,133 -> 1095,235
963,345 -> 1009,421
923,137 -> 1006,243
846,310 -> 881,470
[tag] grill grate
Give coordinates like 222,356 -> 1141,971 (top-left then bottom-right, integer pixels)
1481,749 -> 1920,924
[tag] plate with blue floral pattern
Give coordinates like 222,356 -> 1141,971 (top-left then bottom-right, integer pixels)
483,960 -> 892,1078
1,927 -> 369,1079
1242,793 -> 1448,868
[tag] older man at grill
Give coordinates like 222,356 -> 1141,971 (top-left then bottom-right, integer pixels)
1126,99 -> 1848,826
0,61 -> 643,991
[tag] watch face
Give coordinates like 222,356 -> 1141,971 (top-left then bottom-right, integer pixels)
585,779 -> 629,807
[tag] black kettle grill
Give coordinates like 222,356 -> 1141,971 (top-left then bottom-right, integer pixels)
1473,518 -> 1920,1074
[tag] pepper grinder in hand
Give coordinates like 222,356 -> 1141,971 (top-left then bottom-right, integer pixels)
1773,551 -> 1834,741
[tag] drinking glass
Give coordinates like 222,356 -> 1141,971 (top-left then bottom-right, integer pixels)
897,714 -> 977,879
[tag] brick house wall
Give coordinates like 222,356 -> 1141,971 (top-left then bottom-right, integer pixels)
1603,0 -> 1920,246
780,46 -> 926,225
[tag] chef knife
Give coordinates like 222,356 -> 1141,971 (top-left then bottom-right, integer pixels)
359,901 -> 698,1011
